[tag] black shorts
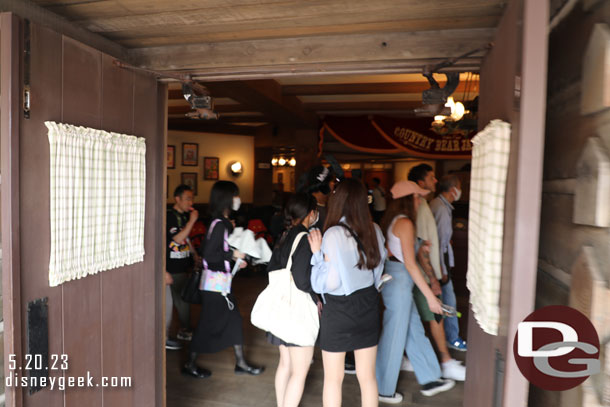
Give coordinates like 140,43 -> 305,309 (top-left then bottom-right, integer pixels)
319,285 -> 380,352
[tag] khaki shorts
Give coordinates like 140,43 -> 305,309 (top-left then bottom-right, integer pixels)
413,285 -> 443,322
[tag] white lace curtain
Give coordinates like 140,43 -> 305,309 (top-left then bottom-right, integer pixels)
466,120 -> 511,336
46,122 -> 146,287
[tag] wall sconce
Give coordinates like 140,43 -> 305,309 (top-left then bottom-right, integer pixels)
271,155 -> 296,167
229,161 -> 243,177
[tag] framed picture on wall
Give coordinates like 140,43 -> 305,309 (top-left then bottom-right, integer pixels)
182,143 -> 198,166
167,145 -> 175,169
203,157 -> 219,180
181,172 -> 198,195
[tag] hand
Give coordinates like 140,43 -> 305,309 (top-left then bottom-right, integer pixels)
426,294 -> 443,315
233,250 -> 246,260
307,229 -> 322,253
239,259 -> 248,269
430,279 -> 442,296
441,273 -> 449,284
164,272 -> 174,285
188,208 -> 199,223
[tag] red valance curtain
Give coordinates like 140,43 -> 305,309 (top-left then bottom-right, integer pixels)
321,115 -> 474,159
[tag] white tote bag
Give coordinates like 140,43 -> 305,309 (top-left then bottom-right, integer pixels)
250,232 -> 320,346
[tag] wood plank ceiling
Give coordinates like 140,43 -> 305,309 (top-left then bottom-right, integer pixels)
29,0 -> 502,134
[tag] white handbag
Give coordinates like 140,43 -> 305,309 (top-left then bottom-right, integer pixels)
250,232 -> 320,346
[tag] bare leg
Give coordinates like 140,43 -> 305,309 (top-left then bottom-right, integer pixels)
321,350 -> 345,407
354,346 -> 379,407
275,345 -> 291,407
428,320 -> 452,363
283,346 -> 314,407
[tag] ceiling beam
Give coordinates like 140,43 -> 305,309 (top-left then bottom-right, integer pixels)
168,104 -> 252,115
0,0 -> 130,62
282,81 -> 479,96
168,119 -> 257,135
130,29 -> 494,78
201,80 -> 318,128
304,101 -> 424,111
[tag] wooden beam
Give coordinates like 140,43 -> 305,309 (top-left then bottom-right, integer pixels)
0,0 -> 130,61
304,101 -> 424,111
168,119 -> 257,135
217,115 -> 268,123
130,29 -> 494,76
114,15 -> 500,48
168,104 -> 252,115
201,80 -> 318,128
283,81 -> 479,96
46,0 -> 505,24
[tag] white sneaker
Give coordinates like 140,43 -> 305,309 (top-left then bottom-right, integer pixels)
442,359 -> 466,381
400,355 -> 414,372
420,379 -> 455,397
378,392 -> 403,404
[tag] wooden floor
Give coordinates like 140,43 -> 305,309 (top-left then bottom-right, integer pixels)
166,272 -> 466,407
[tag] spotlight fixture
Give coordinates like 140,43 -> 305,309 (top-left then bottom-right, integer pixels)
271,157 -> 278,166
278,157 -> 286,166
289,158 -> 296,167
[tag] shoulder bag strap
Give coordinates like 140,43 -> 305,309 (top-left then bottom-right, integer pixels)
203,219 -> 231,273
338,222 -> 366,254
285,232 -> 308,271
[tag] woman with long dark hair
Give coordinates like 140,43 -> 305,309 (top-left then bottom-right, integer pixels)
266,193 -> 319,407
308,178 -> 386,407
183,181 -> 264,378
376,181 -> 455,404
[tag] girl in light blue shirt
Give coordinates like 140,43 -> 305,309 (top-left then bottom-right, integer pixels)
309,178 -> 386,407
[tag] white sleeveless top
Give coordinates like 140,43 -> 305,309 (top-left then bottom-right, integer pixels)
386,215 -> 408,263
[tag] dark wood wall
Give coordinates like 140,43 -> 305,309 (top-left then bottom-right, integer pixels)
463,0 -> 549,406
2,15 -> 165,407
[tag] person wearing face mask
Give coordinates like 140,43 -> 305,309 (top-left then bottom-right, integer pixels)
184,181 -> 265,378
265,193 -> 319,407
429,174 -> 467,352
305,165 -> 332,230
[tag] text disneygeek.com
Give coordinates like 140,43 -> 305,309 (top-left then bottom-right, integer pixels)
6,354 -> 132,390
6,372 -> 132,391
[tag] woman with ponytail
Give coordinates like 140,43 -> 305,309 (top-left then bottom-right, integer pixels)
265,193 -> 319,407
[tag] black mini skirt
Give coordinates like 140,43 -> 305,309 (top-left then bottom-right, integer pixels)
319,285 -> 380,352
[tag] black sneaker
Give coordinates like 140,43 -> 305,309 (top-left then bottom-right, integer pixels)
177,329 -> 193,341
165,339 -> 182,350
344,361 -> 356,375
378,392 -> 403,404
420,379 -> 455,396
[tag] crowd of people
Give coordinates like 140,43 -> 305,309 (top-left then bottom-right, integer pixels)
164,163 -> 467,406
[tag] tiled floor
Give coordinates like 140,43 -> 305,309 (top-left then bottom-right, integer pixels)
166,271 -> 466,407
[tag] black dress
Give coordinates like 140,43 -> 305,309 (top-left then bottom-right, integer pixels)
265,225 -> 318,347
190,217 -> 244,353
